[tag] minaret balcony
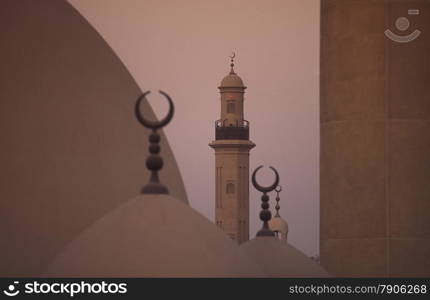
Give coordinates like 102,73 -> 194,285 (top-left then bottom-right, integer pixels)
215,119 -> 249,140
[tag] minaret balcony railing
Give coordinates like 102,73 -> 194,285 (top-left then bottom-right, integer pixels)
215,119 -> 249,140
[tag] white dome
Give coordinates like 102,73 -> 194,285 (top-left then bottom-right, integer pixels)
241,237 -> 329,278
45,194 -> 265,277
269,216 -> 289,239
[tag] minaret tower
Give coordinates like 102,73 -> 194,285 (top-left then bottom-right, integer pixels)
209,54 -> 255,244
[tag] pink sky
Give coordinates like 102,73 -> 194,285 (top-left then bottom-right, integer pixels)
69,0 -> 320,256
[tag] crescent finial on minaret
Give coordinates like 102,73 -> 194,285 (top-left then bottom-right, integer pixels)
229,51 -> 236,74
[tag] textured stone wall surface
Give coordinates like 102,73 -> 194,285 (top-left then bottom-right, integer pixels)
321,0 -> 430,277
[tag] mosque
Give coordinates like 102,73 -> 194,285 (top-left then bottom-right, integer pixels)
1,0 -> 429,278
44,54 -> 328,277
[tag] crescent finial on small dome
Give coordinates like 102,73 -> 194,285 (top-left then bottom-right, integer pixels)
274,185 -> 282,217
269,185 -> 289,240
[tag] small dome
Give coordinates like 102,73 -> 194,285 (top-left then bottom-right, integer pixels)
269,216 -> 289,239
241,237 -> 329,278
220,72 -> 245,88
45,194 -> 265,277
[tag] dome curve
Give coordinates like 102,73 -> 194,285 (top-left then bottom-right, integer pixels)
45,194 -> 266,277
220,73 -> 245,88
0,0 -> 188,277
241,237 -> 329,278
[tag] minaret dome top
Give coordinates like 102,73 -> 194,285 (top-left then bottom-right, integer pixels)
219,52 -> 246,89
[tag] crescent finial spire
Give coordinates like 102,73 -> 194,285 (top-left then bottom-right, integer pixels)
134,90 -> 174,194
274,185 -> 282,217
229,51 -> 236,74
252,165 -> 279,237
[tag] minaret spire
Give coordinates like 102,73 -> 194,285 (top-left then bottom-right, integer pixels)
229,52 -> 236,74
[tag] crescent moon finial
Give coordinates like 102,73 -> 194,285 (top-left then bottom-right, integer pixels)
252,165 -> 280,193
229,51 -> 236,74
252,165 -> 280,237
135,90 -> 174,130
134,90 -> 175,194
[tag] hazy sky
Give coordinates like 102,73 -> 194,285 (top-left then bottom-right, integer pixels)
69,0 -> 320,256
